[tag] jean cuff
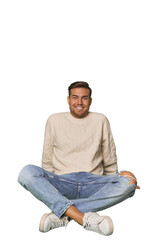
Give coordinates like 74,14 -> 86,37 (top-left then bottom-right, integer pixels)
57,201 -> 74,218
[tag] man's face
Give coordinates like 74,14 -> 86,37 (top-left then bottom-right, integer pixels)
67,88 -> 92,119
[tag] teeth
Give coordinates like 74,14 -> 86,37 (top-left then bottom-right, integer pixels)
76,107 -> 83,110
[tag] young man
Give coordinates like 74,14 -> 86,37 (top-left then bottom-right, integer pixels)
18,81 -> 139,236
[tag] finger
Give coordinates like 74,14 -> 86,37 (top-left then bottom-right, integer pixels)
128,179 -> 137,185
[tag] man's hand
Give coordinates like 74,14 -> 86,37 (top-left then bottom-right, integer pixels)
119,171 -> 140,189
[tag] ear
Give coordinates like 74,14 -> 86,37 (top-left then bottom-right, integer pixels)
89,98 -> 92,106
67,96 -> 70,105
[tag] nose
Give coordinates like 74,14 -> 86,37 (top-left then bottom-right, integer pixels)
77,98 -> 83,104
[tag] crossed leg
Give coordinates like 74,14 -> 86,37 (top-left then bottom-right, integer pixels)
64,171 -> 140,225
18,166 -> 139,234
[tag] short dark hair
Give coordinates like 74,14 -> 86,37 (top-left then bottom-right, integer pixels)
68,81 -> 92,97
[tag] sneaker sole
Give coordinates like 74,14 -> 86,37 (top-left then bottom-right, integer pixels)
39,213 -> 51,232
104,216 -> 114,235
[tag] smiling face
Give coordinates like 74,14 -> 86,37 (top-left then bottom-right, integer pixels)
67,88 -> 92,119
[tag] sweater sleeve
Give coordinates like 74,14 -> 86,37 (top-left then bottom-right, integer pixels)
41,117 -> 54,173
102,117 -> 118,175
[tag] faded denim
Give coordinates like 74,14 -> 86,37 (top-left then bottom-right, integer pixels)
18,164 -> 136,218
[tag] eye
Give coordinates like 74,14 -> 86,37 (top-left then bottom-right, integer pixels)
72,96 -> 78,100
82,97 -> 88,100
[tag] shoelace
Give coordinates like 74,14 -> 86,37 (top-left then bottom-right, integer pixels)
49,216 -> 69,229
84,216 -> 104,232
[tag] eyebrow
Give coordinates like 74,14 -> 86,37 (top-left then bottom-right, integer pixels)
72,95 -> 89,98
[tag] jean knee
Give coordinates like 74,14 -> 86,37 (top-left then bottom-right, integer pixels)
17,164 -> 42,187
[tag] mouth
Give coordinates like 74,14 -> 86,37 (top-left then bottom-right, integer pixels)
75,106 -> 84,111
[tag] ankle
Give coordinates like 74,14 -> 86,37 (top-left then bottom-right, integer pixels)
64,206 -> 84,225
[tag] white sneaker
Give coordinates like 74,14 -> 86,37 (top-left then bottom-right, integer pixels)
39,212 -> 69,232
83,212 -> 114,236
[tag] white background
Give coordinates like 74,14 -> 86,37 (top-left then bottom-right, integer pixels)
0,0 -> 160,239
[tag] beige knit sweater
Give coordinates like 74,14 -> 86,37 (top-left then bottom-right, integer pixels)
41,112 -> 118,175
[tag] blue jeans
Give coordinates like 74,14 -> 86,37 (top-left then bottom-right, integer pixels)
18,165 -> 136,218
